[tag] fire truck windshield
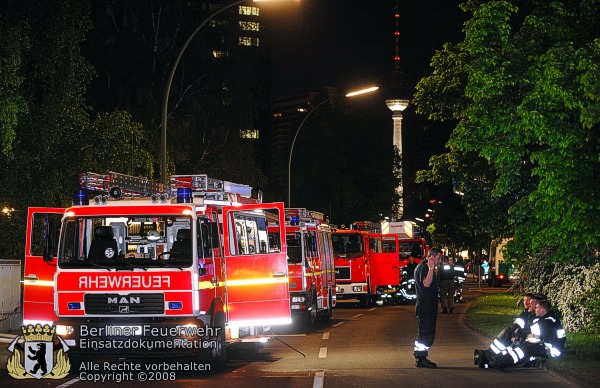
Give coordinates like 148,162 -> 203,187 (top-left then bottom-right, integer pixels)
400,242 -> 423,258
58,215 -> 194,268
286,234 -> 302,264
332,234 -> 364,258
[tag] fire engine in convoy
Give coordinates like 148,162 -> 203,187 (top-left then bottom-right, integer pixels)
332,222 -> 400,307
22,172 -> 291,366
268,209 -> 335,324
381,220 -> 429,267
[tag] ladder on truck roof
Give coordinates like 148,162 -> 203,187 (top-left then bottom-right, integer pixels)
79,171 -> 166,198
79,171 -> 262,202
285,208 -> 325,225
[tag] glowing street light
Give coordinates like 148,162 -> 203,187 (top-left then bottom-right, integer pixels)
287,86 -> 379,206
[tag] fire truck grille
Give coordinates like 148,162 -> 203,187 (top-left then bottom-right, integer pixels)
335,267 -> 351,280
84,293 -> 165,314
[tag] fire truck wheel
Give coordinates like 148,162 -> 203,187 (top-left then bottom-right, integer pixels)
320,293 -> 333,322
213,311 -> 227,362
305,289 -> 318,325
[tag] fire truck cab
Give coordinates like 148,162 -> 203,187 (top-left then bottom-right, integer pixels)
269,209 -> 336,325
22,172 -> 291,366
332,221 -> 383,307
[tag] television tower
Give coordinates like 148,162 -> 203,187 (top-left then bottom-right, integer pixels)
386,0 -> 409,220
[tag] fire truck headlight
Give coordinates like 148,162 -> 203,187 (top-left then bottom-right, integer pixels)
56,325 -> 74,336
291,296 -> 305,303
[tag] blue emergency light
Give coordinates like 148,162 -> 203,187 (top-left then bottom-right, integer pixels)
168,302 -> 183,310
177,187 -> 193,203
73,189 -> 89,206
290,215 -> 300,226
68,302 -> 81,310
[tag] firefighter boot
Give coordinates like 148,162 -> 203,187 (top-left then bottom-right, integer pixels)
416,356 -> 438,369
474,349 -> 486,368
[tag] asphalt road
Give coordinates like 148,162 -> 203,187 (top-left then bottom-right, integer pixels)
0,282 -> 584,388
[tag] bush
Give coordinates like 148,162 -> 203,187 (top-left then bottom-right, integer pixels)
521,250 -> 600,333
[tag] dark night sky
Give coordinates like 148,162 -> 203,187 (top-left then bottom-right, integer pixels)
263,0 -> 466,100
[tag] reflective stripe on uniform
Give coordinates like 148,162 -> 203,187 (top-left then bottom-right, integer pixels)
514,317 -> 525,329
414,341 -> 429,352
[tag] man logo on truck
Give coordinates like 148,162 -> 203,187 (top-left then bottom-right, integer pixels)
108,297 -> 141,304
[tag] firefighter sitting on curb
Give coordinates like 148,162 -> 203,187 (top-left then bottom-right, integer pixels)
475,298 -> 566,369
493,293 -> 538,348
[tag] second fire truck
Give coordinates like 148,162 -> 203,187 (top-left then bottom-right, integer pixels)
269,208 -> 336,324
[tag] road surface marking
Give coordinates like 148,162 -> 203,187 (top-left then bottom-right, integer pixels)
319,347 -> 328,358
322,332 -> 329,340
368,307 -> 377,312
332,321 -> 345,327
57,378 -> 80,388
351,314 -> 364,319
313,371 -> 325,388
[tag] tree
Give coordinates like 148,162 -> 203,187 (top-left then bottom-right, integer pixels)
0,0 -> 152,258
413,0 -> 600,265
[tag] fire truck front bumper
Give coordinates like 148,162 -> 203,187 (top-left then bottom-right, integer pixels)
290,293 -> 309,313
335,283 -> 368,301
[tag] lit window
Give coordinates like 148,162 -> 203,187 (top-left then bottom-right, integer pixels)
273,113 -> 282,118
239,36 -> 259,47
239,6 -> 260,16
239,21 -> 260,31
240,129 -> 259,139
297,108 -> 307,113
212,50 -> 226,58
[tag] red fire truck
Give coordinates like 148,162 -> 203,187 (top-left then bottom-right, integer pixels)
269,208 -> 336,324
22,172 -> 290,366
332,222 -> 400,307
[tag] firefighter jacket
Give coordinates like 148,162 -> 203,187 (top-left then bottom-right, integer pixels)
438,263 -> 455,282
453,260 -> 466,282
525,312 -> 566,357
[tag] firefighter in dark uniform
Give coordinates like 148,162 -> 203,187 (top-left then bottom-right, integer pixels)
413,247 -> 442,368
496,293 -> 538,347
475,298 -> 566,369
438,255 -> 455,313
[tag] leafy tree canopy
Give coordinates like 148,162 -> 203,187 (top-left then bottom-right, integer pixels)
413,0 -> 600,265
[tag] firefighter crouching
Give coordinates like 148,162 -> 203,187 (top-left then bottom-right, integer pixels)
474,298 -> 566,369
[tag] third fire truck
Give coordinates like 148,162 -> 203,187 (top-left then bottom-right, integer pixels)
22,172 -> 291,367
332,222 -> 400,307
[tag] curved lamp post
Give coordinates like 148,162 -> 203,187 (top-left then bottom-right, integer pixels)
287,86 -> 379,206
161,0 -> 273,184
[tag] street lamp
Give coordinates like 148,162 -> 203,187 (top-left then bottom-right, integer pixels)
287,86 -> 379,206
161,0 -> 279,184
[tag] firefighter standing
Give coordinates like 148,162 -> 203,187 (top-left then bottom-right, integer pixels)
475,298 -> 566,369
413,247 -> 442,368
438,256 -> 455,313
403,256 -> 418,279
